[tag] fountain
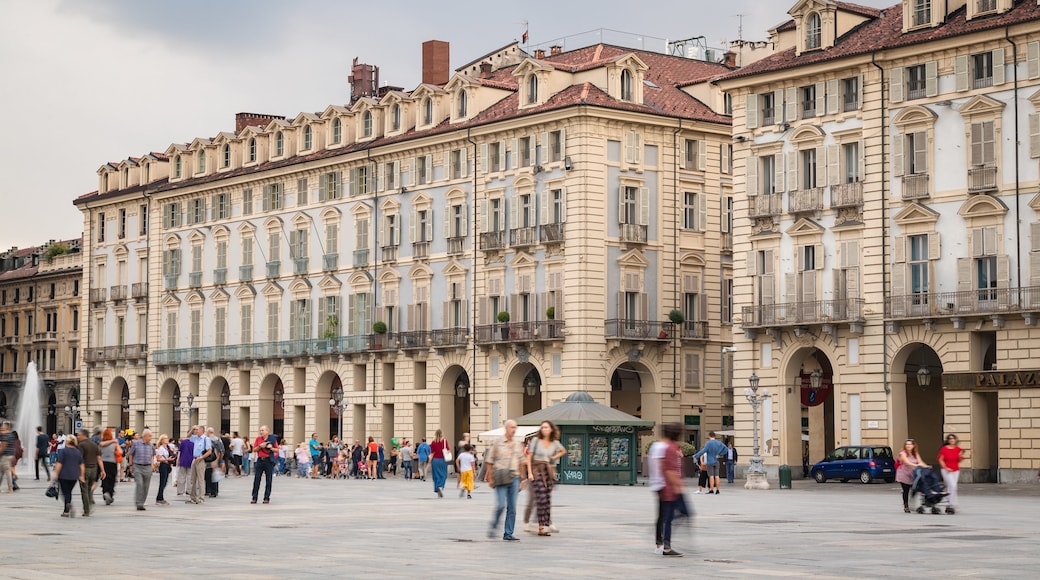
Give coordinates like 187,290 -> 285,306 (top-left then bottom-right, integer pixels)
15,362 -> 43,468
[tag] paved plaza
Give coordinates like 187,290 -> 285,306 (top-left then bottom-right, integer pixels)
1,472 -> 1038,579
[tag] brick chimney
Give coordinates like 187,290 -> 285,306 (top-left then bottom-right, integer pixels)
722,51 -> 737,68
422,40 -> 450,86
235,112 -> 285,133
549,45 -> 562,56
479,62 -> 493,78
534,49 -> 546,59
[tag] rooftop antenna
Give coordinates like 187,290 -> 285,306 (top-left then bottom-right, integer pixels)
735,13 -> 745,41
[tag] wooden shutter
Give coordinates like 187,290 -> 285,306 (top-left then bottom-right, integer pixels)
814,81 -> 825,115
443,203 -> 451,237
890,67 -> 904,103
377,163 -> 385,192
1030,222 -> 1040,287
746,251 -> 758,277
785,87 -> 797,122
992,48 -> 1005,86
697,140 -> 707,171
558,128 -> 567,160
772,89 -> 784,123
925,61 -> 938,97
425,208 -> 434,242
786,151 -> 798,193
955,55 -> 970,92
721,143 -> 731,175
459,202 -> 467,233
509,194 -> 519,230
638,187 -> 650,226
892,133 -> 904,177
774,154 -> 785,194
827,144 -> 840,186
996,256 -> 1010,289
498,141 -> 506,172
815,146 -> 826,189
894,235 -> 906,263
1029,114 -> 1040,159
826,79 -> 839,114
697,193 -> 707,232
481,143 -> 489,173
540,190 -> 549,226
747,156 -> 759,196
957,258 -> 972,292
1027,41 -> 1040,80
480,199 -> 489,233
802,270 -> 816,304
746,94 -> 759,129
814,244 -> 825,270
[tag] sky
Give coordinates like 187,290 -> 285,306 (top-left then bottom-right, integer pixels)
0,0 -> 894,250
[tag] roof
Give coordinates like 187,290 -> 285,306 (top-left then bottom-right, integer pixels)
515,391 -> 656,428
722,1 -> 1040,82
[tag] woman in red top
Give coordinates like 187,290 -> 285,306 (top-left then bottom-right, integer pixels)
429,429 -> 449,497
366,437 -> 379,480
936,433 -> 964,515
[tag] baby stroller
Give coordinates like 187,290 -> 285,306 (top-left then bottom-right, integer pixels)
911,467 -> 948,514
355,460 -> 369,479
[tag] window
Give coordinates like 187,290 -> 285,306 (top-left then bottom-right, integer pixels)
174,155 -> 182,178
909,234 -> 929,295
527,75 -> 538,104
242,189 -> 253,215
417,156 -> 430,185
457,91 -> 467,117
384,214 -> 399,247
972,52 -> 994,89
268,231 -> 281,263
800,148 -> 817,189
724,93 -> 733,115
242,236 -> 253,266
801,85 -> 816,118
450,203 -> 466,238
843,142 -> 861,183
165,312 -> 177,350
761,155 -> 777,194
263,183 -> 283,211
754,249 -> 775,307
240,303 -> 252,344
248,138 -> 257,162
490,198 -> 504,232
907,64 -> 927,100
970,121 -> 995,167
267,301 -> 279,342
190,309 -> 201,348
289,299 -> 311,340
297,178 -> 309,206
189,198 -> 206,225
275,132 -> 284,156
518,137 -> 532,168
223,144 -> 231,167
843,77 -> 860,111
139,204 -> 148,235
215,306 -> 226,347
303,125 -> 312,150
362,111 -> 372,137
913,0 -> 931,27
905,132 -> 928,175
384,162 -> 397,190
489,142 -> 502,172
451,149 -> 465,178
197,150 -> 206,173
549,130 -> 564,163
977,0 -> 996,12
415,209 -> 431,242
392,104 -> 401,131
721,144 -> 733,174
118,208 -> 126,239
191,244 -> 203,275
624,131 -> 641,164
321,172 -> 341,201
216,240 -> 228,269
806,12 -> 822,50
620,69 -> 633,101
549,188 -> 565,224
683,192 -> 705,231
214,193 -> 230,219
97,212 -> 106,242
423,99 -> 432,125
972,227 -> 998,301
684,139 -> 700,170
621,186 -> 639,225
761,92 -> 776,125
332,118 -> 342,144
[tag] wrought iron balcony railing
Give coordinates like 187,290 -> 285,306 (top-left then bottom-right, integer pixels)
85,343 -> 148,363
885,286 -> 1040,319
89,288 -> 107,304
901,174 -> 929,200
131,282 -> 148,300
430,327 -> 468,347
110,285 -> 127,302
480,231 -> 506,250
293,258 -> 309,275
540,222 -> 564,244
381,245 -> 398,263
189,272 -> 202,288
447,237 -> 465,256
604,320 -> 675,340
152,335 -> 372,366
831,182 -> 863,208
967,165 -> 998,193
412,241 -> 429,260
510,226 -> 538,248
748,195 -> 782,218
789,188 -> 824,214
741,299 -> 865,328
475,320 -> 565,344
681,321 -> 709,340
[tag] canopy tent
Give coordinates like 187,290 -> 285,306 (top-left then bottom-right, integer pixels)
477,425 -> 540,443
515,391 -> 656,428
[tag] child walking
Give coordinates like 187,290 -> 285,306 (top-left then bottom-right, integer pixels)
456,444 -> 476,499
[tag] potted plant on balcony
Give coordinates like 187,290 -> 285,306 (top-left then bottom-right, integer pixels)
497,311 -> 510,340
664,309 -> 684,338
321,315 -> 338,351
545,306 -> 556,338
372,321 -> 388,349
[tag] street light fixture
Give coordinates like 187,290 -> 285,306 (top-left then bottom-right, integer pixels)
329,386 -> 347,441
523,373 -> 540,397
181,392 -> 196,426
454,376 -> 469,399
64,396 -> 80,432
743,372 -> 770,490
809,368 -> 822,390
917,366 -> 931,390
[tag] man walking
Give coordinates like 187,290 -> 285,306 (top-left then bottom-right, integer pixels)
176,431 -> 194,496
416,438 -> 431,481
725,441 -> 738,484
126,429 -> 156,511
187,425 -> 212,504
230,432 -> 244,476
76,429 -> 103,515
485,419 -> 524,541
36,426 -> 51,481
653,422 -> 685,557
204,427 -> 223,497
309,433 -> 321,478
693,431 -> 728,495
251,425 -> 278,504
1,422 -> 16,493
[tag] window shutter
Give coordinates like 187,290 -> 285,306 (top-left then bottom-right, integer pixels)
683,274 -> 699,293
698,293 -> 708,322
891,264 -> 906,304
826,79 -> 839,114
892,133 -> 904,177
540,191 -> 549,226
1031,222 -> 1040,287
408,157 -> 416,186
409,212 -> 417,243
814,244 -> 825,270
786,151 -> 798,193
459,203 -> 467,233
481,143 -> 489,173
746,251 -> 758,276
698,193 -> 707,232
815,146 -> 826,189
955,55 -> 969,92
511,138 -> 519,169
970,122 -> 982,165
480,199 -> 489,233
984,226 -> 997,256
997,256 -> 1010,289
827,144 -> 840,186
559,188 -> 567,223
957,258 -> 972,292
760,273 -> 774,305
925,61 -> 938,97
890,67 -> 904,103
559,128 -> 567,159
773,89 -> 784,122
983,121 -> 995,164
509,194 -> 519,230
894,235 -> 906,263
638,187 -> 650,226
262,185 -> 271,211
443,203 -> 451,237
746,94 -> 759,129
498,141 -> 506,172
814,81 -> 825,115
774,154 -> 785,194
426,208 -> 434,241
424,155 -> 432,182
858,141 -> 865,182
1028,41 -> 1040,80
992,48 -> 1005,86
846,267 -> 860,300
697,139 -> 707,171
785,87 -> 797,122
747,156 -> 759,196
721,143 -> 731,175
971,228 -> 984,258
803,270 -> 816,303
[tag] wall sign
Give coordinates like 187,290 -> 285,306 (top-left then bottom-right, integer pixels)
944,371 -> 1040,390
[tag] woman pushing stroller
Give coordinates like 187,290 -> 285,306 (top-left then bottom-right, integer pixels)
896,439 -> 929,513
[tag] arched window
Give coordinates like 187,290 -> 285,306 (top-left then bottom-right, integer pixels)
174,155 -> 182,178
197,150 -> 206,173
275,131 -> 284,156
363,111 -> 372,136
457,90 -> 467,118
303,125 -> 312,150
392,104 -> 401,130
620,69 -> 633,101
423,98 -> 433,125
248,138 -> 257,162
527,75 -> 538,104
806,12 -> 822,49
222,144 -> 231,167
332,118 -> 342,143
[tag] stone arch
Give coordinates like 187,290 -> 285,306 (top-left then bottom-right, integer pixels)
502,358 -> 546,420
259,372 -> 286,440
205,375 -> 231,433
608,358 -> 659,429
890,340 -> 946,465
316,370 -> 343,441
439,364 -> 471,449
777,344 -> 839,467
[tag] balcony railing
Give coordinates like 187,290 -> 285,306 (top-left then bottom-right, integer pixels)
604,320 -> 675,340
152,336 -> 372,366
540,222 -> 564,243
510,226 -> 538,248
619,223 -> 648,244
431,327 -> 468,347
396,330 -> 430,349
741,299 -> 865,328
480,231 -> 506,250
33,331 -> 58,343
762,107 -> 775,126
844,97 -> 859,112
213,268 -> 227,285
412,242 -> 429,260
266,261 -> 281,278
0,372 -> 25,383
164,275 -> 178,291
110,285 -> 127,302
353,249 -> 369,267
2,336 -> 18,345
802,103 -> 816,119
885,286 -> 1040,319
293,258 -> 309,275
322,254 -> 338,271
907,83 -> 927,101
447,237 -> 465,256
968,165 -> 998,193
788,188 -> 824,214
84,343 -> 148,363
189,272 -> 202,288
381,245 -> 398,263
681,321 -> 709,340
131,282 -> 148,300
89,288 -> 106,304
721,232 -> 733,253
475,320 -> 565,344
973,75 -> 993,90
239,265 -> 253,281
749,195 -> 782,218
831,182 -> 863,208
901,174 -> 929,200
368,333 -> 395,351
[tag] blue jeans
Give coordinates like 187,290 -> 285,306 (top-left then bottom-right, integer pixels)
491,477 -> 520,537
402,460 -> 413,480
656,492 -> 677,549
726,461 -> 735,483
252,458 -> 275,501
431,458 -> 447,491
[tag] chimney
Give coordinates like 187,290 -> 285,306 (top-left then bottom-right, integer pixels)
479,62 -> 493,79
235,112 -> 285,133
722,51 -> 737,68
422,40 -> 450,86
534,49 -> 546,59
349,57 -> 380,102
549,45 -> 562,56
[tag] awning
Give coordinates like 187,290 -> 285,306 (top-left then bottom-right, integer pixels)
477,425 -> 540,443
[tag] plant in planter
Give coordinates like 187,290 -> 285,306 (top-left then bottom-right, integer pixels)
322,315 -> 339,339
372,321 -> 388,348
545,306 -> 555,320
497,311 -> 510,340
661,309 -> 684,338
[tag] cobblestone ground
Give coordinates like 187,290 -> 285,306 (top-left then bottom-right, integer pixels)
0,472 -> 1037,579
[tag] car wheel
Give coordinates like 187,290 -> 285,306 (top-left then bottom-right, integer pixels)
859,470 -> 873,484
813,470 -> 826,483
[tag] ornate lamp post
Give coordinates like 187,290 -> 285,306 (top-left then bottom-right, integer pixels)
181,392 -> 196,427
329,386 -> 347,442
523,374 -> 539,397
916,366 -> 931,390
743,373 -> 770,490
455,376 -> 470,399
63,396 -> 80,433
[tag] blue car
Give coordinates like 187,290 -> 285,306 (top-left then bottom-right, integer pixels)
810,445 -> 895,484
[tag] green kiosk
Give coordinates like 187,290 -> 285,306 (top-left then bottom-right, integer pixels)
517,391 -> 655,485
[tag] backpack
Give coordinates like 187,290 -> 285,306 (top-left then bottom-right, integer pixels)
13,438 -> 23,462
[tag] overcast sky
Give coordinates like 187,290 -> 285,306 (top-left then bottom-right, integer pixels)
0,0 -> 893,250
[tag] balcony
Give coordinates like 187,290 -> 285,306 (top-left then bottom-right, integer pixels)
89,288 -> 106,304
480,231 -> 506,251
266,261 -> 281,278
973,75 -> 993,90
164,275 -> 178,291
239,265 -> 253,281
430,327 -> 468,348
189,272 -> 202,288
322,254 -> 338,271
831,182 -> 863,208
412,242 -> 429,260
540,222 -> 564,244
152,336 -> 371,366
447,237 -> 465,256
84,343 -> 148,363
33,331 -> 58,343
396,330 -> 429,350
293,258 -> 309,276
749,195 -> 782,218
788,188 -> 824,214
604,320 -> 675,341
368,333 -> 395,351
2,336 -> 18,346
213,268 -> 227,286
885,287 -> 1040,320
619,224 -> 648,244
901,174 -> 930,200
110,285 -> 127,302
381,245 -> 398,263
762,107 -> 775,126
510,226 -> 538,248
802,104 -> 816,119
0,372 -> 25,383
741,299 -> 866,328
353,249 -> 369,267
131,282 -> 148,301
475,320 -> 565,344
844,97 -> 860,112
681,321 -> 709,340
721,232 -> 733,253
968,165 -> 998,194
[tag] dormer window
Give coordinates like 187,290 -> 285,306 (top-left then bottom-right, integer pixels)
174,155 -> 182,178
248,138 -> 257,162
457,91 -> 468,117
275,131 -> 284,156
144,163 -> 150,182
527,75 -> 539,105
332,118 -> 342,144
102,173 -> 109,191
912,0 -> 931,27
122,168 -> 129,188
620,70 -> 633,101
392,104 -> 401,131
222,144 -> 231,167
362,111 -> 373,137
806,13 -> 822,50
197,150 -> 206,173
423,98 -> 433,125
303,125 -> 312,150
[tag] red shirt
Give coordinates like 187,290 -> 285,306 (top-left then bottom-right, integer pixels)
254,436 -> 277,460
937,445 -> 962,472
660,441 -> 683,502
431,439 -> 448,459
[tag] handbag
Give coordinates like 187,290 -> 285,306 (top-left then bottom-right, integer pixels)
493,468 -> 514,486
441,442 -> 452,462
45,481 -> 59,500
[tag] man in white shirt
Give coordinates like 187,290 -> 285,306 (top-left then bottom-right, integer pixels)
56,432 -> 67,450
230,432 -> 245,476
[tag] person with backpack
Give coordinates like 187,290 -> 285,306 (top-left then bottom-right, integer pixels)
205,427 -> 224,497
416,438 -> 432,482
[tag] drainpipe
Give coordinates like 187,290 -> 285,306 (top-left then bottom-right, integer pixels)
467,129 -> 478,407
671,120 -> 682,399
1005,26 -> 1021,302
368,148 -> 377,407
870,51 -> 890,396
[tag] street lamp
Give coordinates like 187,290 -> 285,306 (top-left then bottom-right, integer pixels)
916,366 -> 931,390
454,376 -> 469,398
743,373 -> 770,490
523,373 -> 540,397
64,396 -> 80,433
329,386 -> 347,442
809,368 -> 822,390
181,392 -> 196,426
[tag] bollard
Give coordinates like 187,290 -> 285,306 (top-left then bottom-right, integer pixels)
778,464 -> 792,489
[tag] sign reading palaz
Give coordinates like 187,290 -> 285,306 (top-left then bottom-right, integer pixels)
943,371 -> 1040,390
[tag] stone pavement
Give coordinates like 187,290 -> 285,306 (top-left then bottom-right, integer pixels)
0,473 -> 1038,579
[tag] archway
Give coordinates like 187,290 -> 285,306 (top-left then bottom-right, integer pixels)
258,373 -> 284,441
893,343 -> 945,470
158,378 -> 182,438
784,347 -> 837,469
439,365 -> 470,448
521,367 -> 542,415
106,377 -> 130,431
322,372 -> 344,441
119,383 -> 130,431
220,382 -> 231,434
503,361 -> 543,420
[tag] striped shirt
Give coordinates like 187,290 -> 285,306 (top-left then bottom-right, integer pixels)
128,439 -> 155,465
